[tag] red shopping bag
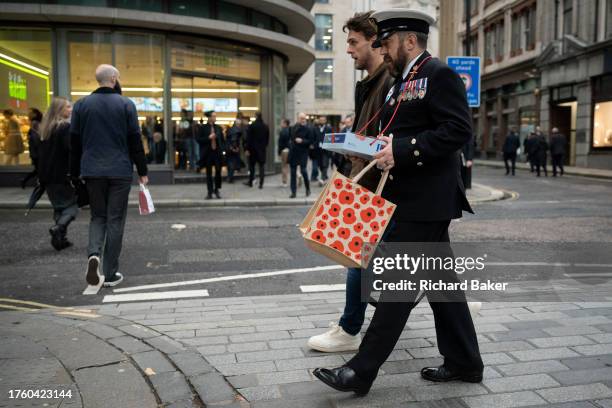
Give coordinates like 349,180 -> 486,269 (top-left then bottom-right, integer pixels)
138,183 -> 155,215
300,160 -> 395,268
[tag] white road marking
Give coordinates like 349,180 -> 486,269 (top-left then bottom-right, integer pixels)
564,273 -> 612,278
574,264 -> 612,268
103,289 -> 210,303
300,284 -> 346,293
171,224 -> 186,230
82,283 -> 103,295
113,265 -> 345,293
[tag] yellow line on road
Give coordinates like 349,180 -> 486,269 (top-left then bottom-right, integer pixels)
0,303 -> 38,312
0,298 -> 74,310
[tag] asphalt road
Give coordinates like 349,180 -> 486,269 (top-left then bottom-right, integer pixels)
1,166 -> 611,307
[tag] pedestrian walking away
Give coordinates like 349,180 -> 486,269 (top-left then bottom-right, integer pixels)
70,64 -> 148,288
502,126 -> 520,176
38,98 -> 78,251
244,112 -> 269,189
550,127 -> 566,177
226,116 -> 244,183
313,9 -> 483,396
289,112 -> 313,198
197,110 -> 225,199
313,115 -> 332,185
533,126 -> 549,177
524,132 -> 536,172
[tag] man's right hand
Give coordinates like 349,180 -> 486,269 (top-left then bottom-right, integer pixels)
139,175 -> 149,185
295,137 -> 303,144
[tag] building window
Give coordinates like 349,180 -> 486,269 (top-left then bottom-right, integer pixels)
252,11 -> 273,30
593,101 -> 612,148
315,14 -> 333,51
170,1 -> 211,18
463,34 -> 478,56
115,0 -> 162,12
0,28 -> 52,166
315,59 -> 333,99
217,1 -> 248,25
511,13 -> 520,54
485,28 -> 493,64
563,0 -> 573,35
485,21 -> 504,64
523,6 -> 536,50
495,22 -> 504,61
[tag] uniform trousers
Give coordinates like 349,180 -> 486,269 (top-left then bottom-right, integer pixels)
346,220 -> 483,383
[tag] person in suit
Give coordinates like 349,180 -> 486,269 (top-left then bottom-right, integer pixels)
533,127 -> 548,177
502,127 -> 520,176
289,112 -> 313,198
277,118 -> 291,187
197,110 -> 225,199
549,127 -> 566,177
226,117 -> 244,183
313,9 -> 483,395
313,115 -> 333,184
244,112 -> 270,189
524,132 -> 536,172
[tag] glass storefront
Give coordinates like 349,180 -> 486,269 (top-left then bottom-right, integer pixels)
0,28 -> 52,166
593,101 -> 612,148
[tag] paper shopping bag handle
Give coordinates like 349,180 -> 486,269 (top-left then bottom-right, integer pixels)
352,159 -> 390,196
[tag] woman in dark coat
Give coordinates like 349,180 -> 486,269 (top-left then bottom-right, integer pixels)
38,97 -> 78,250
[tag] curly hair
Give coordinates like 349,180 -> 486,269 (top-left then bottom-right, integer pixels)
343,11 -> 377,40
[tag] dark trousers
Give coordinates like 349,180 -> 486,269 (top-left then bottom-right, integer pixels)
290,150 -> 310,194
527,155 -> 535,172
85,178 -> 131,280
535,156 -> 548,177
346,220 -> 483,383
227,153 -> 240,182
503,152 -> 517,175
46,183 -> 78,229
552,154 -> 564,176
205,155 -> 222,194
248,157 -> 265,187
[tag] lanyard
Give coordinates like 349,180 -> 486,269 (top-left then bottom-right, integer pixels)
353,56 -> 432,144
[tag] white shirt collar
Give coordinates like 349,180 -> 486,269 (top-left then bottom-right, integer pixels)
402,51 -> 425,81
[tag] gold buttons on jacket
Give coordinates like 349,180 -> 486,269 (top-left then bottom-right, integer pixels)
414,150 -> 420,157
417,161 -> 423,166
411,138 -> 416,145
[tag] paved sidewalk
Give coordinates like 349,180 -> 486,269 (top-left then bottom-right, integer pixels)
0,173 -> 505,209
6,279 -> 610,407
474,159 -> 612,180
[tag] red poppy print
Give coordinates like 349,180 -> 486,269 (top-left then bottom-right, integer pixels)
372,195 -> 385,208
360,195 -> 369,204
342,208 -> 357,224
311,230 -> 327,244
338,227 -> 350,239
356,188 -> 362,194
316,205 -> 324,216
381,220 -> 387,227
339,191 -> 355,205
330,240 -> 344,252
328,232 -> 334,238
356,254 -> 362,260
387,207 -> 393,214
378,210 -> 385,216
345,184 -> 352,190
369,234 -> 379,244
317,220 -> 327,230
371,221 -> 380,232
354,203 -> 361,209
353,222 -> 364,233
329,204 -> 341,217
325,198 -> 331,205
334,179 -> 343,189
331,192 -> 337,199
330,219 -> 340,229
360,207 -> 376,222
348,237 -> 364,253
322,214 -> 329,220
364,230 -> 370,237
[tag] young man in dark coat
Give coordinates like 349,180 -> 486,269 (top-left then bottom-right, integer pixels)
197,110 -> 225,199
502,126 -> 520,175
549,127 -> 566,176
524,132 -> 536,172
313,9 -> 483,395
533,126 -> 548,177
244,112 -> 269,188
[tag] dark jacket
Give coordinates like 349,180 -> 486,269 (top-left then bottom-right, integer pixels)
153,140 -> 166,164
38,122 -> 71,185
28,121 -> 41,169
278,127 -> 290,155
313,124 -> 332,150
383,51 -> 473,222
462,135 -> 475,163
533,134 -> 549,160
289,123 -> 313,161
246,118 -> 269,163
550,133 -> 566,156
196,123 -> 225,166
226,124 -> 243,156
502,132 -> 520,155
70,87 -> 147,178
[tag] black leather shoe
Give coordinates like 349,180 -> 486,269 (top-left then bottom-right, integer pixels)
305,188 -> 311,197
421,365 -> 482,383
214,190 -> 221,199
206,194 -> 213,200
289,193 -> 296,198
313,366 -> 372,396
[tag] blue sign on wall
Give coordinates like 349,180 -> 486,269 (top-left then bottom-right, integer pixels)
447,56 -> 481,108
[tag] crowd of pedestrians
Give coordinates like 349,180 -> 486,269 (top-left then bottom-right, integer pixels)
503,125 -> 567,177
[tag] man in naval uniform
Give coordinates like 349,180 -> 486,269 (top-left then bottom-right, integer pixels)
313,9 -> 484,395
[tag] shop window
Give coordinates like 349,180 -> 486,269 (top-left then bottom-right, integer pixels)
315,59 -> 333,99
593,101 -> 612,148
68,31 -> 112,100
315,14 -> 333,51
170,1 -> 211,18
217,1 -> 248,25
0,29 -> 52,166
56,0 -> 107,5
115,0 -> 162,12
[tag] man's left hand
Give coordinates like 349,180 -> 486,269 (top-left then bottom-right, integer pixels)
466,160 -> 473,168
373,135 -> 394,171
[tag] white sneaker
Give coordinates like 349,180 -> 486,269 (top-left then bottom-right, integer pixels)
468,301 -> 482,320
103,272 -> 124,287
86,255 -> 104,286
307,322 -> 361,352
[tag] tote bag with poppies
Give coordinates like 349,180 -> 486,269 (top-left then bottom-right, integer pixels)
302,165 -> 396,268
